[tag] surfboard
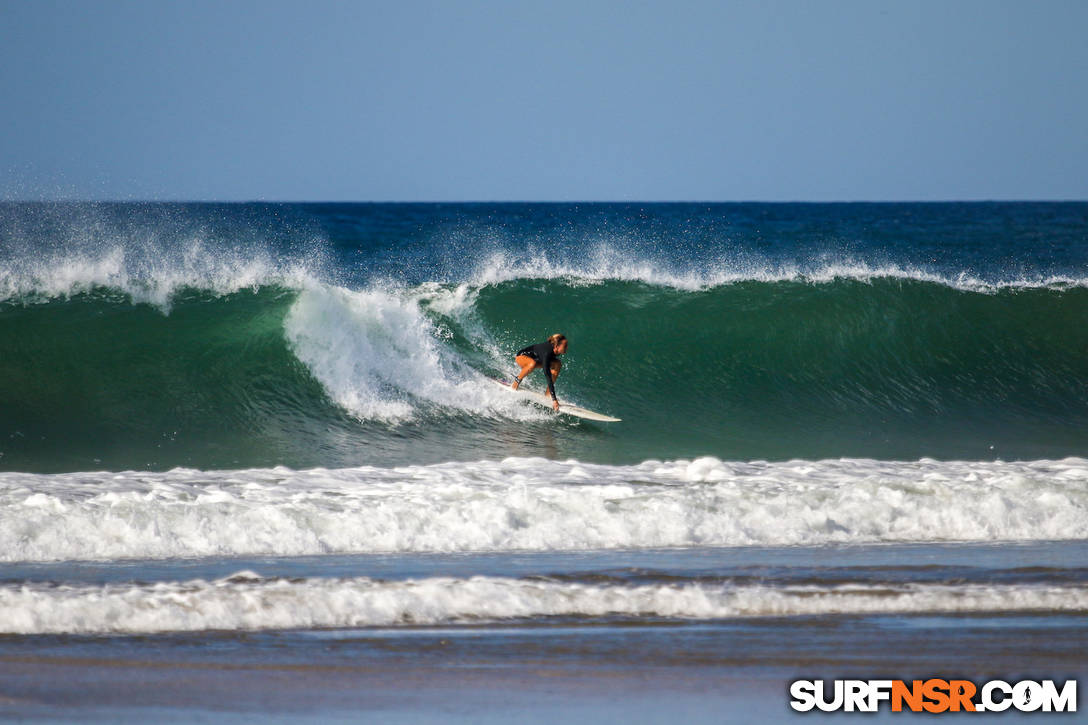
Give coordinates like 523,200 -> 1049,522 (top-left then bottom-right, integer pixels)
490,378 -> 621,422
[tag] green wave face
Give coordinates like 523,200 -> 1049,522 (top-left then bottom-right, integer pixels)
0,288 -> 353,471
467,277 -> 1088,460
3,277 -> 1088,472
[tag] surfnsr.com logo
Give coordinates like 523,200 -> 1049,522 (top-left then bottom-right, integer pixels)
790,679 -> 1077,713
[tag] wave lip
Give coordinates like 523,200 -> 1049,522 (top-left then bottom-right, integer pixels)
3,457 -> 1086,563
468,247 -> 1088,293
0,202 -> 330,308
3,573 -> 1085,635
0,240 -> 322,310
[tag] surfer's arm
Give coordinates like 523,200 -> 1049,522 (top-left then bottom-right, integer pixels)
543,354 -> 559,408
545,373 -> 559,411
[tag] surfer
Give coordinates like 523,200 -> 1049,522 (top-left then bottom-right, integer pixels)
512,334 -> 567,411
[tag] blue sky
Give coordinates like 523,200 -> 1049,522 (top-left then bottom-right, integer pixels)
1,0 -> 1086,201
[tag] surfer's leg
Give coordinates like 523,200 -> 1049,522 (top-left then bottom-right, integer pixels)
513,355 -> 537,390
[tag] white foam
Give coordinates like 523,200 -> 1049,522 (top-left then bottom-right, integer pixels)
0,201 -> 328,309
1,574 -> 1083,635
0,239 -> 319,310
2,457 -> 1086,563
467,246 -> 1088,293
282,284 -> 539,422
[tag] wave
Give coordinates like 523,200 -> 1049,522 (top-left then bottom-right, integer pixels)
3,571 -> 1085,635
5,200 -> 1087,470
5,269 -> 1088,470
3,457 -> 1086,562
3,198 -> 1088,470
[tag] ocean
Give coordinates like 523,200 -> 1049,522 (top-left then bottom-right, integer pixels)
1,201 -> 1086,722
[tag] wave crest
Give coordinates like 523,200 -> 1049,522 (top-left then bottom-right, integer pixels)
3,573 -> 1084,634
3,457 -> 1086,562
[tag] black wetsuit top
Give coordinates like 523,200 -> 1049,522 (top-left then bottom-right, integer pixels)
517,342 -> 559,400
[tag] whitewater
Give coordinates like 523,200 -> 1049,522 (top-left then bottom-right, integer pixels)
3,457 -> 1087,563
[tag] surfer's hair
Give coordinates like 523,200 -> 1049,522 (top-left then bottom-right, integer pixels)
548,333 -> 567,346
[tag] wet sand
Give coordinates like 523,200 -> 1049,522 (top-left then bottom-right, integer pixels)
2,609 -> 1084,723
